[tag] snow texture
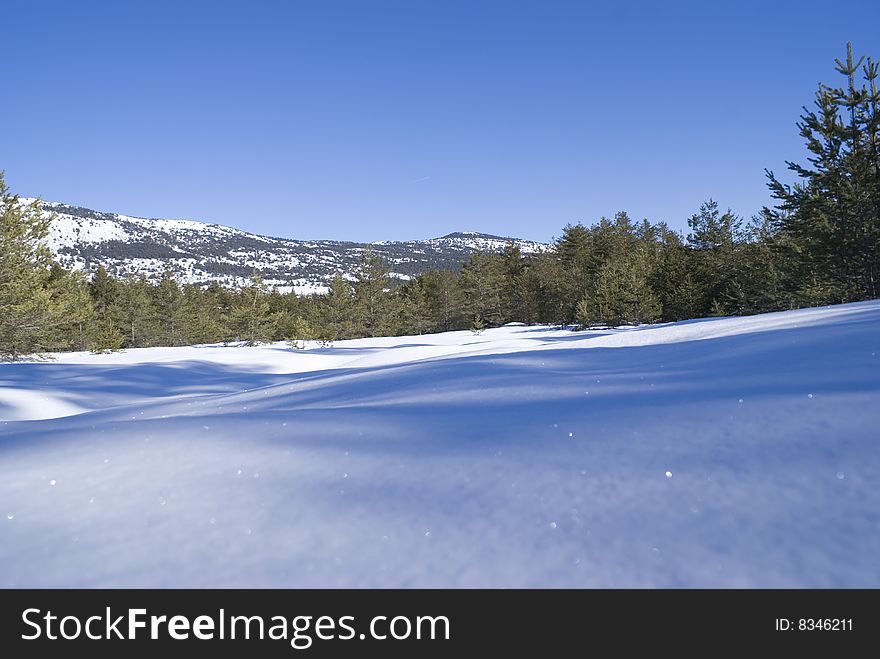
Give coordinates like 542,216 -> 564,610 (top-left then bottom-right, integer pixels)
1,301 -> 878,587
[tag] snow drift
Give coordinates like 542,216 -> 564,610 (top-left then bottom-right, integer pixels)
1,301 -> 878,587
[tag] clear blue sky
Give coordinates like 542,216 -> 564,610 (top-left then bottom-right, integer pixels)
3,0 -> 878,242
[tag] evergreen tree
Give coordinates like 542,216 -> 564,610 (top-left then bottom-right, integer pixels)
531,250 -> 568,326
89,310 -> 124,353
323,274 -> 356,341
766,43 -> 880,302
394,277 -> 432,335
554,223 -> 593,323
648,225 -> 701,321
686,200 -> 745,315
285,316 -> 315,349
471,313 -> 486,335
87,264 -> 124,351
459,251 -> 504,327
153,268 -> 186,346
266,289 -> 295,341
551,214 -> 645,324
353,250 -> 392,337
47,265 -> 93,352
182,283 -> 225,345
734,212 -> 790,314
577,250 -> 661,327
89,265 -> 118,315
115,275 -> 159,348
499,243 -> 536,323
0,176 -> 56,360
205,281 -> 234,343
421,269 -> 465,332
270,310 -> 297,342
229,271 -> 273,345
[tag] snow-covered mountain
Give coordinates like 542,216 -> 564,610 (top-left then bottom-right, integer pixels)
35,200 -> 548,294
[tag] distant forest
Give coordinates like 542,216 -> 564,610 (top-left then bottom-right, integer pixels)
1,44 -> 877,360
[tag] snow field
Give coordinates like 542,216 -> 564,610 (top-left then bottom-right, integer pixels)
1,301 -> 878,586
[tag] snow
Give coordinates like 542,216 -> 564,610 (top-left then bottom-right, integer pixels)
1,301 -> 879,587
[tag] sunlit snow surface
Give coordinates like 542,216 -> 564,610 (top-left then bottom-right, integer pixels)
1,301 -> 879,587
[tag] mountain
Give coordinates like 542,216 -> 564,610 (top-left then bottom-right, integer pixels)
36,200 -> 548,294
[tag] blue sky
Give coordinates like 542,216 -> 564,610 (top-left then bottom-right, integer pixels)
3,0 -> 878,242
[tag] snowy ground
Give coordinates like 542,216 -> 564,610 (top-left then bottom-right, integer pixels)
1,301 -> 879,587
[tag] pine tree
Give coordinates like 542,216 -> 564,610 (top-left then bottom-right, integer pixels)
182,283 -> 224,345
353,250 -> 392,337
394,277 -> 432,335
323,274 -> 355,341
153,268 -> 186,346
115,275 -> 159,348
471,313 -> 486,335
554,223 -> 593,323
229,271 -> 273,345
89,265 -> 118,313
421,269 -> 465,332
551,214 -> 645,325
266,289 -> 295,341
766,43 -> 880,302
47,265 -> 93,351
86,264 -> 124,350
513,264 -> 542,325
285,316 -> 315,349
648,225 -> 702,321
0,175 -> 56,360
89,310 -> 124,353
270,310 -> 296,342
686,200 -> 744,315
734,212 -> 790,314
459,251 -> 504,327
577,251 -> 661,327
531,251 -> 568,326
205,281 -> 234,344
671,272 -> 704,320
499,243 -> 534,323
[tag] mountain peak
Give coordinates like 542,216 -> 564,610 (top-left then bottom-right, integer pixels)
438,231 -> 506,240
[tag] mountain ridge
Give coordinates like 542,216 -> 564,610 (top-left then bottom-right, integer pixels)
29,199 -> 548,294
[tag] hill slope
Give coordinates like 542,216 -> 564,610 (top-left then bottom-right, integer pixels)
1,301 -> 878,586
35,200 -> 547,293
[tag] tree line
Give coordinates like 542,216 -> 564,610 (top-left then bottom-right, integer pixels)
1,44 -> 877,360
